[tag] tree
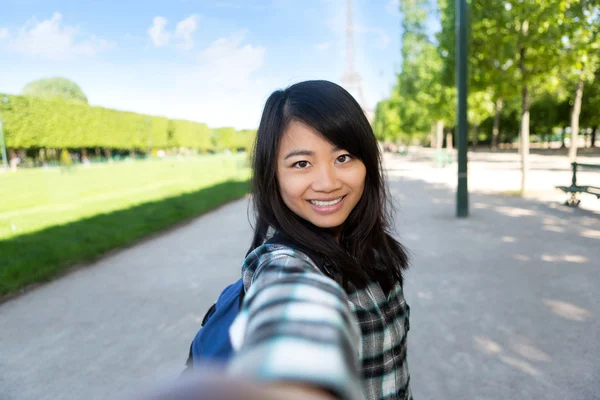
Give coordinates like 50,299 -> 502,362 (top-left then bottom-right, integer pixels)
557,1 -> 600,161
396,0 -> 454,148
212,127 -> 237,151
470,2 -> 522,150
580,65 -> 600,147
467,90 -> 494,148
472,0 -> 572,194
22,77 -> 88,104
439,0 -> 518,150
373,99 -> 402,143
530,93 -> 570,144
396,0 -> 433,138
0,93 -> 241,153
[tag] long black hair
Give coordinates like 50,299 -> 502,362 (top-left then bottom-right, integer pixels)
247,80 -> 408,292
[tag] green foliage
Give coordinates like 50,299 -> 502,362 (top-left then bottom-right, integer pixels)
212,127 -> 237,151
378,0 -> 600,148
530,95 -> 571,134
467,1 -> 520,98
377,0 -> 456,144
373,99 -> 401,142
556,0 -> 600,84
212,127 -> 256,151
468,90 -> 495,127
581,68 -> 600,127
480,108 -> 520,142
238,129 -> 257,151
0,93 -> 254,152
22,77 -> 88,104
170,119 -> 212,150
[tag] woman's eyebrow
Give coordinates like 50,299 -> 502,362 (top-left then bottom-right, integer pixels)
283,147 -> 343,160
284,149 -> 314,160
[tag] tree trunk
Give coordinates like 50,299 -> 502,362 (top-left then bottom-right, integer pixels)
584,130 -> 589,148
446,131 -> 453,151
519,31 -> 530,196
429,122 -> 436,148
561,128 -> 567,148
492,98 -> 503,150
587,130 -> 592,148
472,124 -> 479,149
520,85 -> 530,196
569,76 -> 585,162
592,126 -> 597,148
435,120 -> 444,150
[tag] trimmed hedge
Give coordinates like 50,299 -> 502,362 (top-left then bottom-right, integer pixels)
0,93 -> 256,152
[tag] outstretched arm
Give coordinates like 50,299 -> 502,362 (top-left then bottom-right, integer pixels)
228,252 -> 364,400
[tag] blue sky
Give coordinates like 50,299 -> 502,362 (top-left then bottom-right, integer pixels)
0,0 -> 439,129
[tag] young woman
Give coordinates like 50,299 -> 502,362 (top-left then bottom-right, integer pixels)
225,80 -> 412,400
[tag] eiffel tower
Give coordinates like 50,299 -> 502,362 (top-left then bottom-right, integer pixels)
341,0 -> 373,121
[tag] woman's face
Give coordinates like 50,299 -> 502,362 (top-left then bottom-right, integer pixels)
276,120 -> 366,230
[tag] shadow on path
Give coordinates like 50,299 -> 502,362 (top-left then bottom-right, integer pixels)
388,175 -> 599,400
0,180 -> 250,300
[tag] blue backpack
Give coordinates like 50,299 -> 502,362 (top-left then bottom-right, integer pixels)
182,233 -> 328,373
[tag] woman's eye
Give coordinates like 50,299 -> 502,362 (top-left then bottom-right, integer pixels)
336,154 -> 352,164
293,160 -> 310,169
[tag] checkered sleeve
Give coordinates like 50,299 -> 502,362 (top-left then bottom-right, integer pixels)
228,249 -> 365,400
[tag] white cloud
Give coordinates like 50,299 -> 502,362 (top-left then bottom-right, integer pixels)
148,16 -> 170,47
148,15 -> 200,50
197,31 -> 266,89
89,30 -> 269,128
174,14 -> 199,50
315,41 -> 332,51
0,12 -> 112,60
135,31 -> 269,127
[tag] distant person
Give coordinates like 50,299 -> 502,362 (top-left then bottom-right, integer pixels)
81,155 -> 91,167
161,81 -> 413,400
9,153 -> 20,171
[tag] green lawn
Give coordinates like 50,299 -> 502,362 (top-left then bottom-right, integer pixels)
0,154 -> 250,297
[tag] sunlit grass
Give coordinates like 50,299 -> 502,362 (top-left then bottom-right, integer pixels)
0,154 -> 249,239
0,154 -> 250,298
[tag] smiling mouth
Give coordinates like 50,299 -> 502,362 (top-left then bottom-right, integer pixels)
308,196 -> 345,207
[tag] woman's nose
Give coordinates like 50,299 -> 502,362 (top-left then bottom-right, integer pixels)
311,165 -> 342,192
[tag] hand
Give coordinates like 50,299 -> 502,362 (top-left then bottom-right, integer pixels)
135,370 -> 337,400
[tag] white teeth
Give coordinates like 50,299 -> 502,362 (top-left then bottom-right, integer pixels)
309,197 -> 343,207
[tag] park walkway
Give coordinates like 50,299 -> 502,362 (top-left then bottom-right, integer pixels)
1,153 -> 599,400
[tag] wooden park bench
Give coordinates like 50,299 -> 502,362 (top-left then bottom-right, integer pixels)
556,162 -> 600,207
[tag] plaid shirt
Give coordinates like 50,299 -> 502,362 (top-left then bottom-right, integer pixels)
228,241 -> 412,400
